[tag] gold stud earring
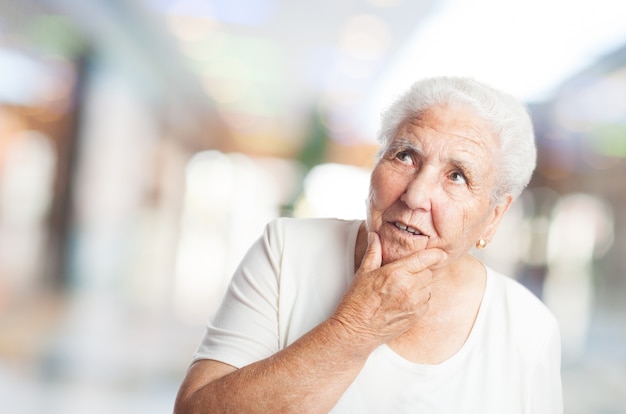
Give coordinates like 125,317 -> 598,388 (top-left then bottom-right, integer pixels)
476,239 -> 487,249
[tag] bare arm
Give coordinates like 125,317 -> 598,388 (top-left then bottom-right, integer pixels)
174,233 -> 445,413
174,316 -> 375,413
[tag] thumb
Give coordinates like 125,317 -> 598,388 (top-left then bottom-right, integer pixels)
358,232 -> 382,272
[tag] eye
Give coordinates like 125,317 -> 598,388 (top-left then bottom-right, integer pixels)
395,150 -> 413,164
450,171 -> 467,184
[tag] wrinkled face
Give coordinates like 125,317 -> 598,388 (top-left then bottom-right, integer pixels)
367,104 -> 511,265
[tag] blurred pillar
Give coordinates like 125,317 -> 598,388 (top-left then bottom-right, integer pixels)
47,47 -> 91,290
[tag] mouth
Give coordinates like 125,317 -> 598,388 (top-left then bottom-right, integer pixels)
393,221 -> 425,236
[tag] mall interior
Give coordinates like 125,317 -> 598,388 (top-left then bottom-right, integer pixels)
1,0 -> 625,412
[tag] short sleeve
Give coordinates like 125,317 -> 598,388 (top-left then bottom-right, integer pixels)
192,219 -> 283,368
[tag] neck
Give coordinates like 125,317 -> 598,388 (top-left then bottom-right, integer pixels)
430,253 -> 486,293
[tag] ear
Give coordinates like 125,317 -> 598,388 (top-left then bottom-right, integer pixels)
481,195 -> 513,243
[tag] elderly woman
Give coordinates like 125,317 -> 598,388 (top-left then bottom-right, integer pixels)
174,77 -> 562,413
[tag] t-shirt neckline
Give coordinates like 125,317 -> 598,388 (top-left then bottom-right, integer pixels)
379,264 -> 493,373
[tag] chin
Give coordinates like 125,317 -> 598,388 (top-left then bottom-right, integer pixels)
381,244 -> 424,265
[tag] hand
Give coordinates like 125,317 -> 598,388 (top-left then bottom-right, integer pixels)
331,232 -> 446,347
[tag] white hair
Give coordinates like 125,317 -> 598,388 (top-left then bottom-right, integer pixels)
377,76 -> 536,203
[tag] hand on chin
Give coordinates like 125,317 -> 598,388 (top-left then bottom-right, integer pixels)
380,238 -> 429,265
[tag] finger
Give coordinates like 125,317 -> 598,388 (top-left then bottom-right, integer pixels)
357,232 -> 382,273
398,248 -> 446,274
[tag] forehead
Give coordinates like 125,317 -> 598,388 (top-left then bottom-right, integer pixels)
394,104 -> 499,152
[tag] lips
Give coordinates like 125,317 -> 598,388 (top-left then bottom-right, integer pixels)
393,221 -> 424,236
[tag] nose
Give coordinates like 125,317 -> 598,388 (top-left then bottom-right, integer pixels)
400,168 -> 435,211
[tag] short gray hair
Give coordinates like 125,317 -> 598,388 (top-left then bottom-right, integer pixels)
377,76 -> 536,203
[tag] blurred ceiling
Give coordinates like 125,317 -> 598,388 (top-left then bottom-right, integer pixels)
2,0 -> 626,151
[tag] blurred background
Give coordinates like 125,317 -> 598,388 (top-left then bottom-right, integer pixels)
0,0 -> 625,412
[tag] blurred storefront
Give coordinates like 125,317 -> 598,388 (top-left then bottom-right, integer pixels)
0,1 -> 625,413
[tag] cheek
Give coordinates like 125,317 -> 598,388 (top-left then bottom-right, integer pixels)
433,199 -> 486,241
370,166 -> 406,203
456,202 -> 493,240
368,170 -> 385,207
460,208 -> 474,236
366,183 -> 383,229
366,169 -> 392,227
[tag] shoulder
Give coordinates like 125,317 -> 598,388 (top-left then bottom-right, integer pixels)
485,268 -> 559,350
268,217 -> 362,233
492,269 -> 550,305
260,217 -> 362,266
265,217 -> 362,246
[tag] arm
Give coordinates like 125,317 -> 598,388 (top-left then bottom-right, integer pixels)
175,232 -> 445,413
175,317 -> 375,413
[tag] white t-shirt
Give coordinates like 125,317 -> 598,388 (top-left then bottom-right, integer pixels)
194,217 -> 563,413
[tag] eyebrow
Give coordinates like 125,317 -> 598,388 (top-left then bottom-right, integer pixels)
385,137 -> 479,177
384,138 -> 422,157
